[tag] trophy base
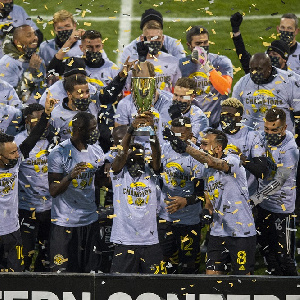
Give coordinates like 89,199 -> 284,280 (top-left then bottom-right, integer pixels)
132,126 -> 155,136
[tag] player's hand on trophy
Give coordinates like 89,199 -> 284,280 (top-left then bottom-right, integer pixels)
132,110 -> 154,129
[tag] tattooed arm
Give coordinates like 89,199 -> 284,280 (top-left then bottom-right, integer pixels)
186,145 -> 230,172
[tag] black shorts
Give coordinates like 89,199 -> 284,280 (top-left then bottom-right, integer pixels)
0,229 -> 24,272
206,235 -> 256,275
49,221 -> 102,273
110,243 -> 166,274
158,220 -> 201,272
19,209 -> 51,271
256,205 -> 297,276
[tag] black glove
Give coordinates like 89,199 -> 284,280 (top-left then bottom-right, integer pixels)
200,208 -> 213,225
163,127 -> 187,154
136,41 -> 149,62
168,102 -> 182,120
230,12 -> 243,33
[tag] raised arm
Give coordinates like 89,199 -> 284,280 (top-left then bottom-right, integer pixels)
19,92 -> 58,158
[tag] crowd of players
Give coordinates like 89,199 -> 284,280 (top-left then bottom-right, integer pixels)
0,1 -> 299,276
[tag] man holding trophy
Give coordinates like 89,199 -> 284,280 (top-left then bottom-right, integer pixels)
110,61 -> 166,274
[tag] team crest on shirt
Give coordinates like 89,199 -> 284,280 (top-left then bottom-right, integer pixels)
0,173 -> 17,195
123,181 -> 151,207
53,254 -> 68,265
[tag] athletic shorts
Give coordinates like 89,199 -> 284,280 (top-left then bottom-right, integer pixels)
0,229 -> 24,272
206,235 -> 256,275
110,243 -> 166,274
49,221 -> 102,273
158,220 -> 201,273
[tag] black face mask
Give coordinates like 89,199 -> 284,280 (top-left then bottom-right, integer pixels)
279,30 -> 294,45
85,51 -> 104,67
220,114 -> 239,134
24,47 -> 36,59
250,71 -> 265,85
0,1 -> 13,18
172,100 -> 190,113
73,98 -> 91,111
147,41 -> 162,55
127,160 -> 145,178
1,155 -> 18,169
202,45 -> 209,54
56,29 -> 73,43
269,56 -> 281,69
265,132 -> 284,145
86,128 -> 100,145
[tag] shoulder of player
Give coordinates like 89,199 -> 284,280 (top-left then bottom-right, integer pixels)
281,130 -> 298,150
222,153 -> 241,168
39,39 -> 56,50
11,4 -> 27,14
0,54 -> 20,67
157,89 -> 173,101
48,139 -> 71,156
124,38 -> 139,51
158,51 -> 179,62
14,130 -> 27,145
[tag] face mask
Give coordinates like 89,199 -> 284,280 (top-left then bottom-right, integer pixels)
202,45 -> 209,54
220,114 -> 239,134
127,161 -> 145,178
1,155 -> 18,169
265,132 -> 283,145
86,128 -> 100,145
57,29 -> 73,43
147,41 -> 162,55
24,46 -> 36,59
279,30 -> 294,45
73,98 -> 91,111
173,100 -> 190,113
2,1 -> 13,14
250,71 -> 265,85
270,55 -> 281,68
85,51 -> 104,66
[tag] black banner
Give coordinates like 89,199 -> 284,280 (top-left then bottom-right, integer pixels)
0,273 -> 300,300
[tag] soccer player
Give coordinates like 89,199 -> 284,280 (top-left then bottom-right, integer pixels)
50,74 -> 97,141
230,12 -> 291,74
158,117 -> 204,274
120,8 -> 185,64
214,97 -> 266,196
110,111 -> 165,274
232,52 -> 300,133
0,92 -> 56,272
124,19 -> 181,93
277,13 -> 300,74
48,112 -> 105,273
163,127 -> 256,275
0,25 -> 45,104
15,103 -> 57,271
164,77 -> 209,142
250,108 -> 299,276
179,26 -> 233,125
0,0 -> 42,58
39,10 -> 84,67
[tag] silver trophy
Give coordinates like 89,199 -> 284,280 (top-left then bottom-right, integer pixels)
131,77 -> 156,136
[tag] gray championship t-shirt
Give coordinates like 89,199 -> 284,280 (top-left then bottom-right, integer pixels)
204,154 -> 256,238
48,139 -> 104,227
